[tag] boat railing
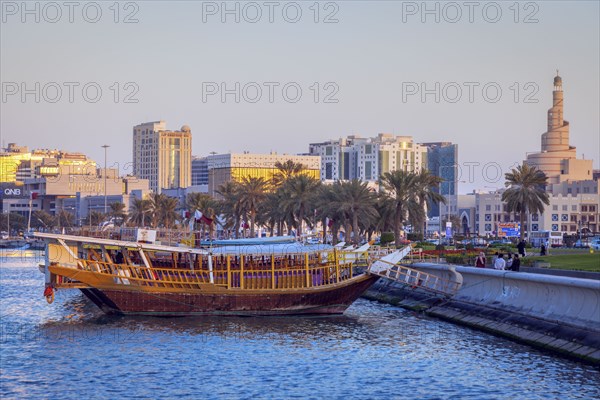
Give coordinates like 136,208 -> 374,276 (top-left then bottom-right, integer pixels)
57,256 -> 355,291
368,258 -> 461,295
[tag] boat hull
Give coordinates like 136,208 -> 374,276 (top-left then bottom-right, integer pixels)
79,274 -> 379,316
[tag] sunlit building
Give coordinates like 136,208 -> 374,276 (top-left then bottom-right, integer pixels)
133,121 -> 192,193
309,134 -> 427,183
526,74 -> 594,186
0,143 -> 96,183
207,152 -> 320,197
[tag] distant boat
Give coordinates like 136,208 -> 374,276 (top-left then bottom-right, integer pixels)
200,236 -> 297,246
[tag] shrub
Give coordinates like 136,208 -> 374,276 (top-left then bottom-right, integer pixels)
380,232 -> 395,246
445,255 -> 466,264
407,233 -> 423,242
465,243 -> 475,251
435,244 -> 445,251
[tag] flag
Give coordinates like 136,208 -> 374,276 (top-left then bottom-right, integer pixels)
31,192 -> 38,200
201,215 -> 213,225
194,210 -> 202,221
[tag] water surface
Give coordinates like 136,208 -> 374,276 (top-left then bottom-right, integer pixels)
1,254 -> 598,399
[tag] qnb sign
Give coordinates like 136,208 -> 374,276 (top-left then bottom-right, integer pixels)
1,186 -> 27,199
4,188 -> 21,196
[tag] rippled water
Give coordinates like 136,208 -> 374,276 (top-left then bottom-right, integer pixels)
1,254 -> 599,399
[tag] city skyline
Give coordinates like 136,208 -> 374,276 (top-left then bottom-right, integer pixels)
1,1 -> 598,194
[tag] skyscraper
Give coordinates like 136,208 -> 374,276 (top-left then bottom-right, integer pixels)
526,73 -> 593,185
133,121 -> 192,193
421,142 -> 458,218
309,134 -> 427,183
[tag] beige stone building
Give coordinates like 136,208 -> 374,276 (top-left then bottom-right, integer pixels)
526,74 -> 593,185
133,121 -> 192,193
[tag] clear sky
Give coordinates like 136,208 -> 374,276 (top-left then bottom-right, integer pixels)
1,0 -> 598,193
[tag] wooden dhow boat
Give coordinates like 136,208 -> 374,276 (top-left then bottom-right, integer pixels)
35,232 -> 381,316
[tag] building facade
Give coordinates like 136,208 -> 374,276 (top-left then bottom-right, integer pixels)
133,121 -> 192,193
207,152 -> 320,197
191,156 -> 209,186
309,134 -> 428,183
421,142 -> 458,218
0,143 -> 97,183
471,187 -> 599,238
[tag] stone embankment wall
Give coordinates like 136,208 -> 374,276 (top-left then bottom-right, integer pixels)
364,263 -> 600,365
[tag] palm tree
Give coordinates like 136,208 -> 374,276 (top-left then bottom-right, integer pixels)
109,202 -> 127,225
413,170 -> 446,235
186,193 -> 218,238
237,177 -> 269,237
502,163 -> 550,239
88,211 -> 105,226
380,170 -> 421,246
128,198 -> 152,227
148,193 -> 179,229
273,160 -> 306,187
31,210 -> 55,230
260,191 -> 287,236
217,181 -> 243,238
279,175 -> 320,238
333,180 -> 379,245
55,210 -> 75,229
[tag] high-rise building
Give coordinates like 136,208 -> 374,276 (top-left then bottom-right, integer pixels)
526,74 -> 593,185
309,134 -> 427,184
207,152 -> 320,197
191,156 -> 209,186
133,121 -> 192,193
421,142 -> 459,218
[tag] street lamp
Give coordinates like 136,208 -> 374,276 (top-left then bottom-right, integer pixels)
101,145 -> 110,215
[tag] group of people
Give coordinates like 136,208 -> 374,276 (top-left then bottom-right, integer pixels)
474,251 -> 521,271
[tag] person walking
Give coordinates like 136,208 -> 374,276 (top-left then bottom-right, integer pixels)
511,254 -> 521,272
494,253 -> 506,270
475,252 -> 486,268
517,239 -> 526,257
506,253 -> 514,270
540,243 -> 547,256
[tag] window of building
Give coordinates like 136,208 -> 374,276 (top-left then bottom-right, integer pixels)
570,215 -> 577,222
590,205 -> 596,212
325,147 -> 333,156
552,205 -> 558,211
561,224 -> 567,232
485,205 -> 491,211
572,205 -> 577,211
581,205 -> 588,212
551,214 -> 559,221
570,225 -> 577,232
562,205 -> 568,211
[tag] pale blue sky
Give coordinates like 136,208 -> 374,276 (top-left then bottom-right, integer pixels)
1,0 -> 599,192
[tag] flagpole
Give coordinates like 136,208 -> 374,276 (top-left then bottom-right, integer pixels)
27,194 -> 33,233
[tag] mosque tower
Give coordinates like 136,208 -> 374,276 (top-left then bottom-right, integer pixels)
526,73 -> 593,185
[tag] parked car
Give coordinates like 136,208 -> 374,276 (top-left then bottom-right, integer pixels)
1,231 -> 8,240
573,239 -> 590,248
590,239 -> 600,250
